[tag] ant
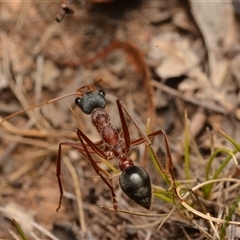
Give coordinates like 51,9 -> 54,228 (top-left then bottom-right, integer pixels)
1,83 -> 176,212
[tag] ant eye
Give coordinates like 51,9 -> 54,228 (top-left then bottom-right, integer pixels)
75,97 -> 81,106
99,90 -> 105,96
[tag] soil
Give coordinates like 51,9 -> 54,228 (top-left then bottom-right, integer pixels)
1,1 -> 240,239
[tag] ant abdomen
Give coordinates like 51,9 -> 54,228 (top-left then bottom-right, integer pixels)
119,165 -> 152,210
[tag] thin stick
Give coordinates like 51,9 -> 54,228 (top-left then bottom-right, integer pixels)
151,80 -> 227,114
0,206 -> 61,240
0,92 -> 81,125
62,156 -> 87,236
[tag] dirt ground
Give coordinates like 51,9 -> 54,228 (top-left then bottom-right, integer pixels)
1,1 -> 240,240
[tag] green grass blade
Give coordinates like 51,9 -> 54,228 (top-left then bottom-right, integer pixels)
219,194 -> 240,240
12,218 -> 27,240
204,148 -> 238,198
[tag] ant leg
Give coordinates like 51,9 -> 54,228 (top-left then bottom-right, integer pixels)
56,140 -> 98,211
116,99 -> 131,152
56,135 -> 118,212
116,100 -> 176,189
131,130 -> 166,146
75,128 -> 107,159
74,129 -> 118,211
56,140 -> 76,212
131,130 -> 173,175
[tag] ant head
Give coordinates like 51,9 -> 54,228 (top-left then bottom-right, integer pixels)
119,165 -> 152,210
75,89 -> 106,115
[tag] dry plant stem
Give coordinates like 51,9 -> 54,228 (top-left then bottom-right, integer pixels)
181,227 -> 191,240
101,206 -> 169,217
0,206 -> 61,240
1,32 -> 10,75
109,205 -> 166,230
16,1 -> 31,30
8,230 -> 21,240
126,218 -> 165,229
0,32 -> 51,129
31,231 -> 43,240
0,116 -> 76,139
62,156 -> 87,236
0,141 -> 17,166
207,212 -> 220,239
82,204 -> 118,237
0,120 -> 34,166
191,191 -> 217,234
7,70 -> 52,130
35,55 -> 44,105
1,150 -> 53,186
145,231 -> 152,240
177,178 -> 240,225
151,80 -> 227,115
152,38 -> 234,112
0,118 -> 48,137
122,206 -> 177,230
67,103 -> 83,137
192,220 -> 213,239
20,23 -> 58,73
0,132 -> 56,149
212,182 -> 240,200
157,205 -> 178,231
0,131 -> 62,191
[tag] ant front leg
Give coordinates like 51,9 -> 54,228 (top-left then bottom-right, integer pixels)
56,139 -> 97,211
74,128 -> 118,211
56,129 -> 118,212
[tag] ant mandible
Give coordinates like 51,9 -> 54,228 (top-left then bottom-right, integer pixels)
1,83 -> 176,212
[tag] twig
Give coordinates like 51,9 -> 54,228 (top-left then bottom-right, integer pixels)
62,156 -> 87,236
0,206 -> 61,240
151,80 -> 227,114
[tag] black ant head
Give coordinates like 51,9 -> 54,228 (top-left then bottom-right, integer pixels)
75,90 -> 106,115
119,165 -> 152,209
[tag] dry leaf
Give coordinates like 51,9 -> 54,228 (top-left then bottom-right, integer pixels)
190,1 -> 236,87
178,78 -> 199,93
149,32 -> 199,79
